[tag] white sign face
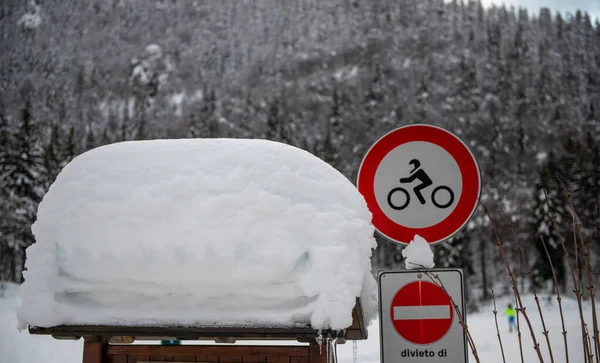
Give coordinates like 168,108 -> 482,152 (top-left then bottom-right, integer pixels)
373,141 -> 462,228
378,269 -> 468,363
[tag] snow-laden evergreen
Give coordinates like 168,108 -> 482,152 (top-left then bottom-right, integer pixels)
1,0 -> 599,304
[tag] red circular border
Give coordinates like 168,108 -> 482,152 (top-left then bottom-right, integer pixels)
357,124 -> 481,245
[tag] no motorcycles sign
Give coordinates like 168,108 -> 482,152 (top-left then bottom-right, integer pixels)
357,124 -> 481,245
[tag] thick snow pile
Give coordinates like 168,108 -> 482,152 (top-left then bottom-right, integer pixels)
402,235 -> 435,269
17,139 -> 377,331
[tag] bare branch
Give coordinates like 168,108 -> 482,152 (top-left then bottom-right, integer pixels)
491,288 -> 507,363
500,208 -> 554,363
514,289 -> 525,363
414,268 -> 481,363
539,232 -> 570,363
553,185 -> 595,362
478,198 -> 545,362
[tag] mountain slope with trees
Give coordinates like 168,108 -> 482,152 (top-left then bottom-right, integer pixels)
1,0 -> 599,305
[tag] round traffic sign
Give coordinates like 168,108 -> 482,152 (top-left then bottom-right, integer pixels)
390,280 -> 454,345
356,124 -> 481,244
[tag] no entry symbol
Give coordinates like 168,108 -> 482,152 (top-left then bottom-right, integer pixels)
390,280 -> 454,345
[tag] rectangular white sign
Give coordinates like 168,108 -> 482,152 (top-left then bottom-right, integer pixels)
378,269 -> 468,363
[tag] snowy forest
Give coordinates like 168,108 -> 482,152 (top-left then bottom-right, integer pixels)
1,0 -> 599,306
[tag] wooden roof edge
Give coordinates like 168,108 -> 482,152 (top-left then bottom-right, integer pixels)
28,298 -> 369,341
354,297 -> 368,340
30,325 -> 319,337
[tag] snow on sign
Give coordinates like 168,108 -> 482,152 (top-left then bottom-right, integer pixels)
379,270 -> 467,363
356,124 -> 481,245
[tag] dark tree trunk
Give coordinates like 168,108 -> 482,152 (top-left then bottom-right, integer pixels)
480,238 -> 489,300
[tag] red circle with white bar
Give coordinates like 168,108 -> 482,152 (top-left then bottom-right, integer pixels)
390,280 -> 454,345
356,124 -> 481,245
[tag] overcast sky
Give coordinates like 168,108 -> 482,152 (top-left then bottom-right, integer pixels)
480,0 -> 600,22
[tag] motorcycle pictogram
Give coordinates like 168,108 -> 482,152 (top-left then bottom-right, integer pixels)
387,159 -> 455,211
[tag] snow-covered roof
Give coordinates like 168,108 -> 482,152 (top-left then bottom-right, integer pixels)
17,139 -> 377,331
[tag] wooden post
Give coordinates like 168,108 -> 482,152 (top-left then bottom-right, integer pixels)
82,336 -> 104,363
309,342 -> 327,363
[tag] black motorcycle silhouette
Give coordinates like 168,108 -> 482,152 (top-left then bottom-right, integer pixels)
387,159 -> 454,211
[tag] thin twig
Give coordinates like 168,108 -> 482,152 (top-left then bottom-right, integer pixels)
556,178 -> 582,294
491,288 -> 507,363
586,228 -> 600,363
479,199 -> 545,362
501,208 -> 554,363
556,183 -> 596,362
411,267 -> 481,363
582,228 -> 599,363
544,188 -> 592,362
595,201 -> 600,363
539,232 -> 569,363
514,288 -> 525,363
583,323 -> 595,363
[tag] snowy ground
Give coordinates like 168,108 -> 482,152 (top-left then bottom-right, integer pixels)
2,282 -> 597,363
